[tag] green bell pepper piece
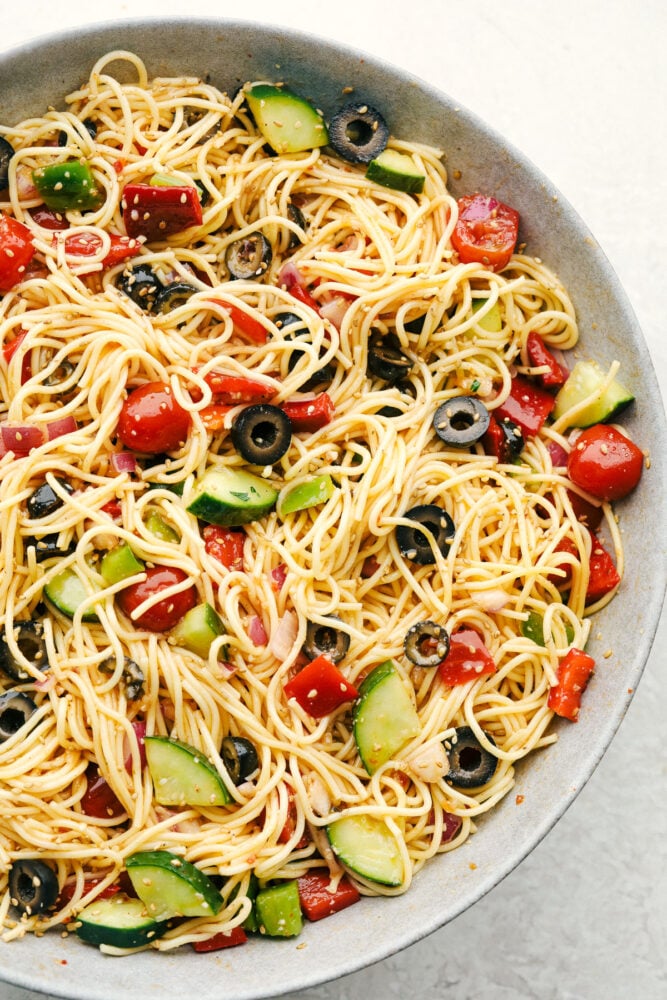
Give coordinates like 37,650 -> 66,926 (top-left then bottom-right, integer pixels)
32,160 -> 103,212
255,881 -> 302,937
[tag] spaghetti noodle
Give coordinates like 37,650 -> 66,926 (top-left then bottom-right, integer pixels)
0,51 -> 632,950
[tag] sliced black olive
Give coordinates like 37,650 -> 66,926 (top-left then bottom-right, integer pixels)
221,735 -> 259,785
225,232 -> 272,280
154,281 -> 197,314
0,136 -> 15,189
404,314 -> 427,334
26,478 -> 73,519
0,691 -> 38,742
377,378 -> 417,417
27,533 -> 76,563
286,202 -> 306,247
98,655 -> 145,701
0,621 -> 49,682
58,117 -> 97,146
303,615 -> 350,664
116,263 -> 164,313
284,328 -> 337,391
433,396 -> 490,448
367,330 -> 412,383
8,859 -> 59,916
231,403 -> 292,465
443,726 -> 498,788
328,102 -> 389,164
42,359 -> 75,388
404,621 -> 450,667
396,504 -> 456,564
496,417 -> 525,462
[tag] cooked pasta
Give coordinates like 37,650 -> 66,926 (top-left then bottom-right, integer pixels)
0,51 -> 629,950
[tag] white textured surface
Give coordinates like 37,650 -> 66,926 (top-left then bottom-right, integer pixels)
0,2 -> 665,998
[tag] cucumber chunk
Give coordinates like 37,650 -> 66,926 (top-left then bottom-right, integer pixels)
472,298 -> 502,333
245,84 -> 328,155
99,542 -> 144,586
353,660 -> 420,773
44,566 -> 100,622
552,359 -> 634,427
169,601 -> 226,659
277,474 -> 335,517
255,880 -> 302,937
327,814 -> 403,886
365,149 -> 425,194
126,850 -> 223,921
187,466 -> 278,526
144,735 -> 231,806
76,893 -> 170,949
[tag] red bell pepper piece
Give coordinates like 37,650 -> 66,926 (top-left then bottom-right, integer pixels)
279,265 -> 321,313
80,763 -> 125,819
29,206 -> 69,231
208,298 -> 268,344
566,490 -> 603,532
121,183 -> 203,241
0,214 -> 35,291
61,230 -> 141,268
280,393 -> 335,432
203,525 -> 246,571
2,328 -> 32,383
192,369 -> 275,404
276,784 -> 310,847
199,402 -> 233,431
297,872 -> 360,921
57,879 -> 122,908
438,628 -> 496,686
547,647 -> 595,721
586,531 -> 621,602
494,375 -> 555,437
284,654 -> 359,718
526,332 -> 568,388
100,499 -> 123,520
482,413 -> 524,463
192,926 -> 248,952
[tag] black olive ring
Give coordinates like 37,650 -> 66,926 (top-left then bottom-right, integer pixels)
367,330 -> 412,383
231,403 -> 292,465
404,621 -> 450,667
221,735 -> 260,785
433,396 -> 491,448
328,103 -> 389,164
8,859 -> 59,916
443,726 -> 498,789
0,621 -> 49,682
0,691 -> 38,743
395,504 -> 456,565
155,281 -> 197,314
225,232 -> 272,280
303,615 -> 350,664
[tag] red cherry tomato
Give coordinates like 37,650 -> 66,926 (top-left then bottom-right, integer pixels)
0,213 -> 35,291
450,193 -> 519,271
203,525 -> 246,570
567,424 -> 644,501
117,381 -> 191,454
117,565 -> 196,632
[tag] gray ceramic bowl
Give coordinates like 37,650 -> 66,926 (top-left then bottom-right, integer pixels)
0,18 -> 665,1000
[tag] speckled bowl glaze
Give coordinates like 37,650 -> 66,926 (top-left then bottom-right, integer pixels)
0,18 -> 665,1000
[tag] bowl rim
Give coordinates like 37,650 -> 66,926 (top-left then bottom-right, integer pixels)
0,16 -> 666,1000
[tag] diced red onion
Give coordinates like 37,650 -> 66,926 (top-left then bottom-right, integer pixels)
441,811 -> 463,844
547,440 -> 569,468
472,587 -> 511,612
123,720 -> 147,773
1,423 -> 44,455
319,294 -> 349,331
271,564 -> 287,590
46,415 -> 78,441
111,451 -> 138,473
269,610 -> 298,660
248,615 -> 268,646
278,261 -> 306,290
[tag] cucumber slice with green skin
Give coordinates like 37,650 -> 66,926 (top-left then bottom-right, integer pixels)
144,735 -> 231,806
75,893 -> 170,949
326,814 -> 403,886
126,850 -> 223,921
99,542 -> 144,586
353,660 -> 420,773
187,466 -> 278,527
552,359 -> 634,427
365,149 -> 425,194
255,880 -> 302,937
169,601 -> 226,659
44,566 -> 100,622
277,474 -> 335,517
245,84 -> 328,155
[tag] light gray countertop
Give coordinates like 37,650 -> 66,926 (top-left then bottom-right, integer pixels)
0,2 -> 665,998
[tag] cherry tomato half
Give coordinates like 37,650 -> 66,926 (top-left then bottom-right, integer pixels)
117,565 -> 196,632
117,381 -> 192,454
567,424 -> 644,501
450,193 -> 519,271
